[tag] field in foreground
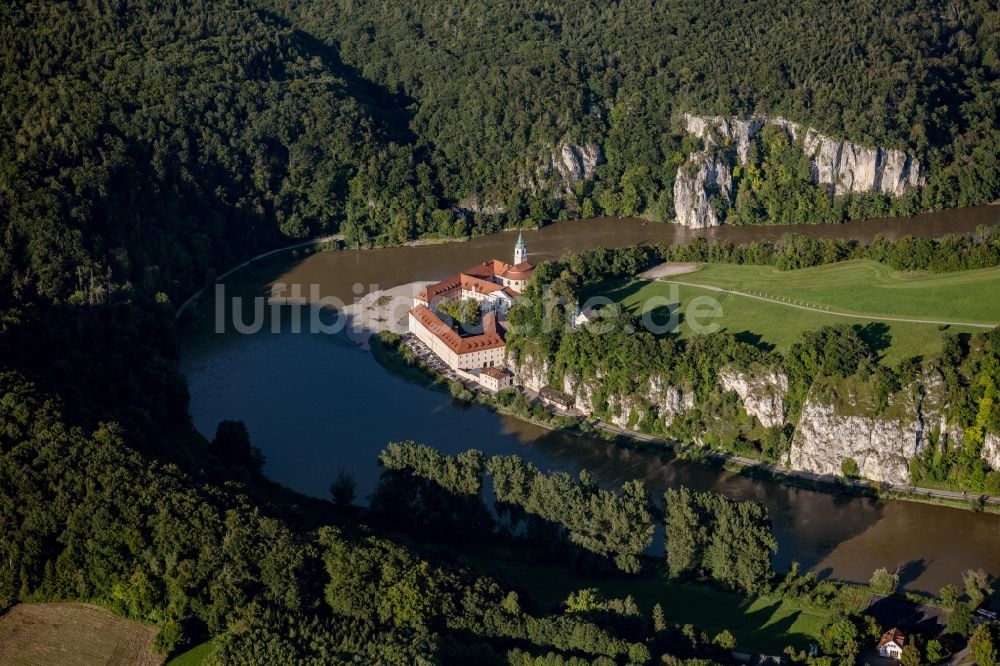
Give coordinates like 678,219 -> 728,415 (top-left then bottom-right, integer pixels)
598,260 -> 997,363
0,603 -> 162,666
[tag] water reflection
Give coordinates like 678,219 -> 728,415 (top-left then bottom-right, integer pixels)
181,207 -> 1000,593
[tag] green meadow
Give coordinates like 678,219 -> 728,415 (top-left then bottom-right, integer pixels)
597,260 -> 999,363
466,549 -> 841,655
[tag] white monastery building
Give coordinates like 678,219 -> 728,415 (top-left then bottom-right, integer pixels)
408,233 -> 534,373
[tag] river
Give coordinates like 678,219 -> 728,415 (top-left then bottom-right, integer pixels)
181,204 -> 1000,593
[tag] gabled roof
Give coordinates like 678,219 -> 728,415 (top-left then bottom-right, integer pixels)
539,386 -> 574,405
417,276 -> 462,303
878,628 -> 905,649
409,305 -> 505,355
417,258 -> 531,304
481,367 -> 511,380
460,274 -> 504,295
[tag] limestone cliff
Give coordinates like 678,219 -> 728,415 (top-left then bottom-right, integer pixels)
983,433 -> 1000,472
718,368 -> 788,428
510,342 -> 991,489
684,114 -> 765,165
786,369 -> 961,485
788,399 -> 927,485
648,376 -> 696,426
607,394 -> 641,429
672,152 -> 732,228
563,372 -> 599,414
528,141 -> 603,194
456,195 -> 505,215
674,113 -> 924,227
506,347 -> 550,392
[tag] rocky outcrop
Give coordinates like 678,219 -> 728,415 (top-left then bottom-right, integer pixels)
556,143 -> 603,183
563,372 -> 598,414
456,195 -> 505,215
684,114 -> 766,165
529,141 -> 603,194
675,113 -> 924,227
506,348 -> 549,392
647,376 -> 695,426
607,394 -> 641,429
788,400 -> 926,484
794,126 -> 922,196
718,368 -> 788,428
983,433 -> 1000,472
672,152 -> 732,228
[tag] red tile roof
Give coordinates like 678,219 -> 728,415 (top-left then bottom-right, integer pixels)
463,259 -> 511,280
481,367 -> 511,380
415,258 -> 532,305
409,305 -> 506,355
417,276 -> 462,303
499,261 -> 534,281
460,274 -> 504,295
878,628 -> 905,649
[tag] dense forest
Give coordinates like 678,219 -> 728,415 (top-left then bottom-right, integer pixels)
1,0 -> 999,662
2,0 -> 999,309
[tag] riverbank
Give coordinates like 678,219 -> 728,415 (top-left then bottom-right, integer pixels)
174,203 -> 1000,323
341,281 -> 435,349
370,330 -> 1000,514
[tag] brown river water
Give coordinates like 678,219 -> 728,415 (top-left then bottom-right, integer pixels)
181,204 -> 1000,593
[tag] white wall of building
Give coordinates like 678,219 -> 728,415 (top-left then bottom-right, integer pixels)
408,312 -> 506,370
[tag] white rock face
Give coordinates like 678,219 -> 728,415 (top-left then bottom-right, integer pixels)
718,368 -> 788,428
656,382 -> 696,426
797,126 -> 922,197
679,113 -> 924,211
532,141 -> 603,193
506,349 -> 549,392
563,372 -> 598,414
983,433 -> 1000,472
684,114 -> 766,165
788,400 -> 926,485
672,152 -> 732,228
607,394 -> 640,429
559,143 -> 602,182
456,195 -> 505,215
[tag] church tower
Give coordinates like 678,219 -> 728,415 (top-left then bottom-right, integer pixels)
514,231 -> 527,265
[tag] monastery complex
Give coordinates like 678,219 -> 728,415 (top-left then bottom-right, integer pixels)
407,232 -> 532,390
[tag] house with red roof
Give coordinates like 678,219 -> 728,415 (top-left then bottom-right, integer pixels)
878,628 -> 905,660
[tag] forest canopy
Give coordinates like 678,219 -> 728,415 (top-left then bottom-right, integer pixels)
2,0 -> 998,308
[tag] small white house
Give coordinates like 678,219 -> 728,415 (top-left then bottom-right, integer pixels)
478,367 -> 513,393
878,628 -> 905,659
573,306 -> 597,328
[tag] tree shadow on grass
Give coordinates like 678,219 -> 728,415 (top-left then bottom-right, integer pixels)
733,330 -> 776,353
740,598 -> 812,653
855,322 -> 892,359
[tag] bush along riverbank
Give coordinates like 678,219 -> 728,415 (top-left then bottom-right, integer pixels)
370,330 -> 1000,514
366,441 -> 994,662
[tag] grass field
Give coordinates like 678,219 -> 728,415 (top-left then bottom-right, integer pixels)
0,603 -> 162,666
596,260 -> 999,363
165,639 -> 215,666
670,260 -> 1000,323
466,549 -> 837,655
